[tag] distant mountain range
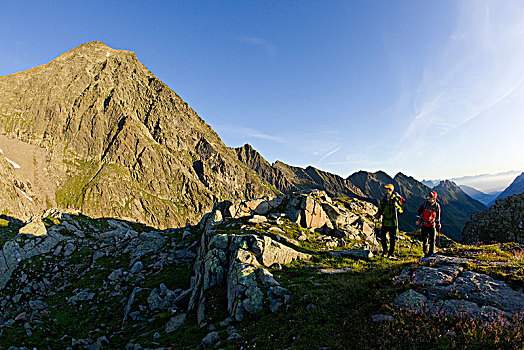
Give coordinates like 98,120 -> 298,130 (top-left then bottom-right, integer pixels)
458,185 -> 501,206
488,172 -> 524,206
427,171 -> 524,206
236,144 -> 486,241
423,171 -> 522,193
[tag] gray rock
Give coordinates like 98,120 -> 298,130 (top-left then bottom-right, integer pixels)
63,243 -> 76,256
147,288 -> 163,311
130,261 -> 143,274
29,300 -> 48,310
430,299 -> 482,319
256,268 -> 279,286
412,265 -> 462,286
328,249 -> 374,260
319,268 -> 352,274
122,287 -> 141,324
257,236 -> 311,267
53,245 -> 63,256
108,269 -> 123,282
427,270 -> 524,313
393,267 -> 411,284
201,331 -> 219,346
268,227 -> 285,234
371,314 -> 395,322
420,254 -> 474,266
69,291 -> 95,303
394,289 -> 428,314
165,313 -> 186,333
242,286 -> 264,314
124,231 -> 166,264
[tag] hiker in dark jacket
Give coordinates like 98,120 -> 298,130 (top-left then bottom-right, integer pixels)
416,191 -> 441,257
374,184 -> 404,257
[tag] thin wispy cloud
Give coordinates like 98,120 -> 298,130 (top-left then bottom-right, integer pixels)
392,0 -> 524,178
238,37 -> 277,58
240,127 -> 286,143
316,145 -> 341,166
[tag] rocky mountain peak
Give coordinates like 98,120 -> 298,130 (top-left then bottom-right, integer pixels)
437,179 -> 459,189
0,42 -> 276,228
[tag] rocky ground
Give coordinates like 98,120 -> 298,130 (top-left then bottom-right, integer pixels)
0,190 -> 523,349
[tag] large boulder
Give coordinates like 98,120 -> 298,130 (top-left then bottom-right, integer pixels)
18,221 -> 47,236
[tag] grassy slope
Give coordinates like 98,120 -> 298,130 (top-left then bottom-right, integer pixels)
0,215 -> 523,349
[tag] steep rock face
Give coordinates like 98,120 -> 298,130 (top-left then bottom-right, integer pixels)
0,42 -> 277,228
347,170 -> 394,203
235,144 -> 297,193
462,192 -> 524,244
488,172 -> 524,206
235,145 -> 365,199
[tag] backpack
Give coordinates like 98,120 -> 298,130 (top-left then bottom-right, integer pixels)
394,193 -> 406,206
421,202 -> 437,227
393,193 -> 406,213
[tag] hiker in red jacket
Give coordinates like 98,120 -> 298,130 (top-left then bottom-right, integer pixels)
416,191 -> 441,257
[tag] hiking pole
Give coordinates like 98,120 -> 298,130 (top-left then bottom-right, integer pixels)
409,223 -> 419,255
437,224 -> 441,252
395,203 -> 399,259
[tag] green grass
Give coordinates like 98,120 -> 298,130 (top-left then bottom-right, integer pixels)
0,217 -> 23,245
229,245 -> 524,350
1,210 -> 523,349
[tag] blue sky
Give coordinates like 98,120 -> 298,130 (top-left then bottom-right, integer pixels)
1,0 -> 523,181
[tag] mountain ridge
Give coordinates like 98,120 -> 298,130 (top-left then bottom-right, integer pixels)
488,172 -> 524,206
236,145 -> 486,240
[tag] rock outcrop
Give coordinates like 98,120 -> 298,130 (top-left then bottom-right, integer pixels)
188,190 -> 379,325
461,192 -> 524,244
393,254 -> 524,326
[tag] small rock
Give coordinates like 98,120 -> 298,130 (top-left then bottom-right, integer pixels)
201,331 -> 219,346
319,268 -> 352,274
29,300 -> 48,310
371,314 -> 394,322
297,232 -> 308,241
248,215 -> 267,224
108,269 -> 123,281
165,313 -> 186,333
130,261 -> 143,274
14,312 -> 27,322
268,227 -> 285,234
